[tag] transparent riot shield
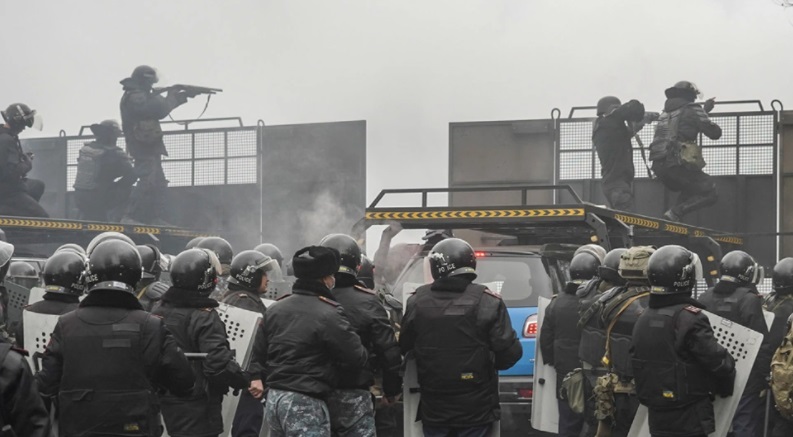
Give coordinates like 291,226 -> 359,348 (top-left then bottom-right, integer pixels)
628,310 -> 764,437
531,296 -> 559,433
22,310 -> 59,372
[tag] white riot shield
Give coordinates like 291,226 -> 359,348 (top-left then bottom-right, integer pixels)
5,282 -> 31,330
22,310 -> 60,372
531,296 -> 559,433
402,282 -> 501,437
28,287 -> 47,306
628,309 -> 764,437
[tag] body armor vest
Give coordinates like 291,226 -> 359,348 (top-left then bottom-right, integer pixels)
600,285 -> 650,377
73,143 -> 105,190
56,308 -> 160,436
701,286 -> 753,323
578,285 -> 620,367
631,304 -> 710,408
649,108 -> 684,162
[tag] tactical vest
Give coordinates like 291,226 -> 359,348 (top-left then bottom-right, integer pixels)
73,144 -> 106,191
600,285 -> 650,377
764,292 -> 793,314
701,286 -> 753,324
156,306 -> 212,399
578,286 -> 620,367
631,305 -> 710,408
56,309 -> 160,436
649,107 -> 684,162
411,283 -> 496,411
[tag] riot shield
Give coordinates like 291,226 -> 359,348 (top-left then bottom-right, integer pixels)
627,309 -> 764,437
531,296 -> 559,433
22,310 -> 59,372
5,281 -> 31,332
29,286 -> 46,306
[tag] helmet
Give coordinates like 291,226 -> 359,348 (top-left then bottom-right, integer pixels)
136,245 -> 164,280
253,243 -> 284,265
719,250 -> 763,285
196,237 -> 233,272
185,237 -> 205,250
598,248 -> 627,284
596,96 -> 621,116
647,245 -> 702,294
85,239 -> 142,293
170,249 -> 221,293
618,246 -> 656,280
2,103 -> 40,131
89,119 -> 122,142
358,255 -> 375,289
55,243 -> 86,257
229,250 -> 279,291
319,234 -> 362,278
7,261 -> 37,279
428,238 -> 476,280
42,251 -> 86,295
665,81 -> 701,100
773,258 -> 793,293
0,241 -> 14,279
87,232 -> 135,256
569,252 -> 601,284
130,65 -> 159,86
574,244 -> 606,264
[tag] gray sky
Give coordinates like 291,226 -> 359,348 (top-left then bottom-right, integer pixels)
2,0 -> 791,248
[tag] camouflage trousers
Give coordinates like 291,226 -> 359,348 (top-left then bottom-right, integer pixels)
325,389 -> 375,437
265,389 -> 331,437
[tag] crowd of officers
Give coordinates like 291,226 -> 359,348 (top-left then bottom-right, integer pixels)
541,243 -> 793,437
0,231 -> 522,437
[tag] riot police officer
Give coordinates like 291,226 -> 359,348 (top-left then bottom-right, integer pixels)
263,246 -> 368,436
0,103 -> 47,218
254,243 -> 284,269
400,238 -> 522,437
5,260 -> 40,290
649,81 -> 722,222
698,250 -> 770,437
358,254 -> 375,289
136,244 -> 170,312
320,234 -> 402,437
186,237 -> 205,250
197,236 -> 234,298
86,230 -> 136,256
0,335 -> 51,436
37,239 -> 195,436
0,242 -> 15,339
153,248 -> 250,437
16,250 -> 84,348
593,96 -> 656,211
631,245 -> 735,437
222,250 -> 279,437
74,119 -> 136,222
765,258 -> 793,437
571,244 -> 607,304
120,65 -> 196,225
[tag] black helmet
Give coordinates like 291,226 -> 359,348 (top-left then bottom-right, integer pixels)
130,65 -> 159,86
596,96 -> 621,116
196,237 -> 233,273
136,245 -> 164,280
598,248 -> 627,284
56,243 -> 86,257
89,119 -> 122,143
773,258 -> 793,293
319,234 -> 362,278
254,243 -> 284,265
87,232 -> 136,256
7,261 -> 37,279
647,245 -> 702,295
2,103 -> 39,131
85,240 -> 142,293
170,248 -> 221,293
42,251 -> 86,295
358,255 -> 375,289
428,238 -> 476,280
569,252 -> 601,284
0,241 -> 14,280
574,244 -> 606,264
229,250 -> 279,291
185,237 -> 205,250
719,250 -> 763,285
665,81 -> 701,100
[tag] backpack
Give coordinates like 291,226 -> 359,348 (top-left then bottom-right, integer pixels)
771,318 -> 793,420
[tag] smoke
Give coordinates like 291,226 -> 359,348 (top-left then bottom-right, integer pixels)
297,189 -> 362,248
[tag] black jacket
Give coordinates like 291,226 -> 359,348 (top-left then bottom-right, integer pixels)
331,275 -> 402,397
153,287 -> 249,437
73,140 -> 135,191
632,294 -> 735,437
119,81 -> 185,159
0,125 -> 31,192
0,339 -> 51,436
663,98 -> 722,143
37,289 -> 195,437
764,291 -> 793,352
400,276 -> 522,427
592,100 -> 646,188
222,285 -> 268,381
698,281 -> 771,394
263,279 -> 368,397
540,283 -> 582,395
16,292 -> 80,349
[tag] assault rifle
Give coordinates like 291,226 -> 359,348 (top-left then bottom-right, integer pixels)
153,84 -> 223,95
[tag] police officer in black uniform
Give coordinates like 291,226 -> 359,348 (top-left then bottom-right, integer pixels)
0,103 -> 47,218
0,335 -> 51,436
765,258 -> 793,437
153,248 -> 250,437
197,236 -> 234,298
136,244 -> 170,312
649,81 -> 722,222
222,250 -> 279,437
698,250 -> 771,437
120,65 -> 196,225
16,250 -> 84,348
37,239 -> 196,436
263,246 -> 369,436
254,243 -> 284,269
74,119 -> 136,222
400,238 -> 522,437
320,233 -> 402,437
593,96 -> 656,211
631,245 -> 736,437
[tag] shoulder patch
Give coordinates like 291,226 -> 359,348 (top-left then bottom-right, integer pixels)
683,305 -> 702,314
318,295 -> 341,307
483,288 -> 502,299
353,285 -> 376,295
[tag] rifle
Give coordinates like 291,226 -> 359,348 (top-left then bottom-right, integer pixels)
153,84 -> 223,96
